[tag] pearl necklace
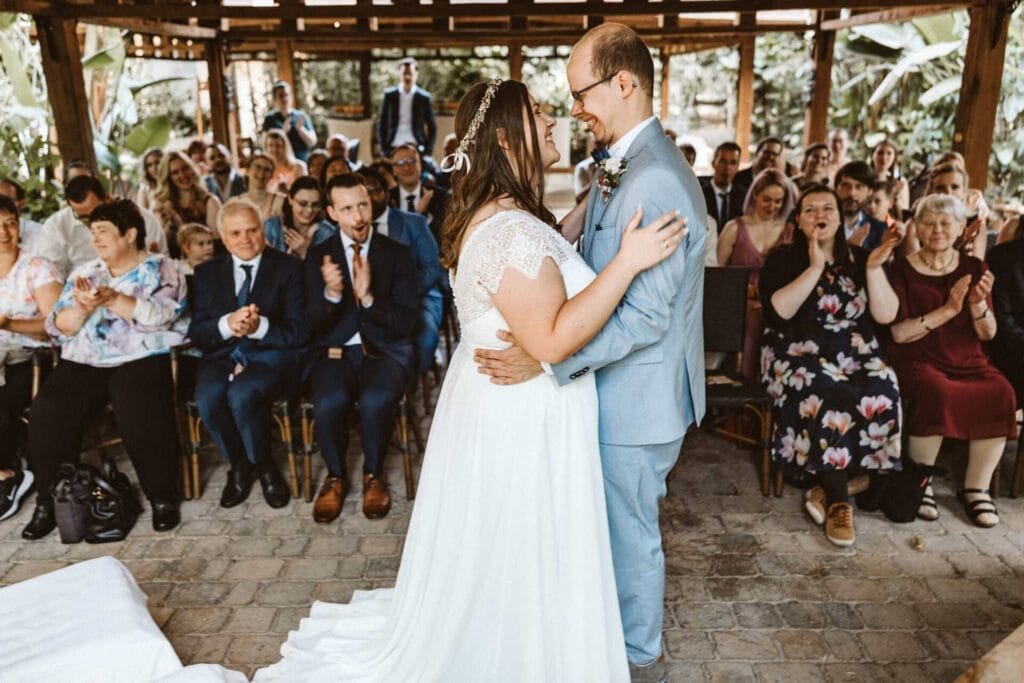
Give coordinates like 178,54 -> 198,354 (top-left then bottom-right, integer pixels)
918,250 -> 955,273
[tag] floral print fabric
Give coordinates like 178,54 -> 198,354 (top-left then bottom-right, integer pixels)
0,253 -> 61,350
760,259 -> 901,473
46,255 -> 188,367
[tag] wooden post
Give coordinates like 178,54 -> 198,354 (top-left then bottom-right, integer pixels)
34,14 -> 96,170
359,51 -> 373,118
277,39 -> 296,88
508,41 -> 523,82
953,1 -> 1013,190
659,51 -> 671,121
803,10 -> 839,148
735,37 -> 754,163
206,38 -> 237,160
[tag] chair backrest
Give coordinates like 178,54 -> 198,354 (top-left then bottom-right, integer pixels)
703,266 -> 750,354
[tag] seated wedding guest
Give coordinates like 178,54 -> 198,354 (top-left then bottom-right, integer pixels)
304,174 -> 418,523
886,194 -> 1017,528
791,143 -> 831,189
63,159 -> 93,182
134,148 -> 163,211
240,151 -> 286,221
389,143 -> 448,240
827,128 -> 851,180
370,161 -> 399,193
699,141 -> 746,231
153,151 -> 223,256
38,176 -> 168,279
988,235 -> 1024,399
203,143 -> 247,203
22,199 -> 186,539
325,134 -> 357,173
306,148 -> 329,186
263,176 -> 328,259
0,178 -> 43,255
359,166 -> 444,375
717,169 -> 795,379
319,154 -> 355,191
835,161 -> 887,250
678,143 -> 696,168
177,223 -> 216,275
0,196 -> 62,523
187,139 -> 210,175
264,129 -> 308,195
189,199 -> 305,510
907,162 -> 989,258
869,139 -> 910,216
734,136 -> 785,189
760,185 -> 902,546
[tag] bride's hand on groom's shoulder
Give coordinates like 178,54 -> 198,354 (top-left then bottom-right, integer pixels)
617,206 -> 687,274
474,330 -> 543,385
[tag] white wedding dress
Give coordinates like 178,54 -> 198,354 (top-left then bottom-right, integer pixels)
253,210 -> 628,682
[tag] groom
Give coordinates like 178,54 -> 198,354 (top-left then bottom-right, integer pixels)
476,23 -> 706,682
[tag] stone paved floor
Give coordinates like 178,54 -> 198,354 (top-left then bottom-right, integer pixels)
2,397 -> 1023,681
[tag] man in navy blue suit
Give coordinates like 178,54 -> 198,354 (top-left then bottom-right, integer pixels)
304,175 -> 419,523
376,57 -> 437,158
188,199 -> 307,509
358,167 -> 444,375
836,161 -> 888,250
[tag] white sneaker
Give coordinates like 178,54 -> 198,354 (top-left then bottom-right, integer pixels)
0,469 -> 34,522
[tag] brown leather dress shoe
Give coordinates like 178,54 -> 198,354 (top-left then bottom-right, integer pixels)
313,475 -> 346,524
362,473 -> 391,519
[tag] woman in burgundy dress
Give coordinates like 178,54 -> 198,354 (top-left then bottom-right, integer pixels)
885,194 -> 1018,528
717,169 -> 795,379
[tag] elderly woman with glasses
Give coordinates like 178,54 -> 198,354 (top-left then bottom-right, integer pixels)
883,194 -> 1017,528
263,176 -> 328,259
21,199 -> 187,540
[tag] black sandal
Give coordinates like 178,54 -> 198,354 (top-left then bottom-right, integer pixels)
957,488 -> 999,528
918,479 -> 938,521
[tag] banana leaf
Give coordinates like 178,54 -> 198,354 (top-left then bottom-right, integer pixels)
123,116 -> 172,155
851,24 -> 913,51
919,75 -> 961,107
127,76 -> 190,97
868,41 -> 961,106
82,41 -> 126,71
0,33 -> 39,107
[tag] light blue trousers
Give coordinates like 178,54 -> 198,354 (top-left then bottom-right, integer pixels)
600,437 -> 684,665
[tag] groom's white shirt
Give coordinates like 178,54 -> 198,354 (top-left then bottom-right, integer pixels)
607,115 -> 657,159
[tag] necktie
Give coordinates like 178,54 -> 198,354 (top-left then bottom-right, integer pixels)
718,192 -> 729,225
406,194 -> 416,213
236,264 -> 253,308
591,148 -> 610,163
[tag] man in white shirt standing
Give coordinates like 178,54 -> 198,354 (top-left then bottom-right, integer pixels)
37,176 -> 168,279
376,58 -> 438,159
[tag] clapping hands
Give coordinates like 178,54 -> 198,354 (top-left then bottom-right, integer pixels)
967,270 -> 994,305
322,255 -> 344,299
71,277 -> 116,313
228,304 -> 261,337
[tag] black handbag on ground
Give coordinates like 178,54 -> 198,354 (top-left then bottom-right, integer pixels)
857,462 -> 945,523
49,460 -> 142,544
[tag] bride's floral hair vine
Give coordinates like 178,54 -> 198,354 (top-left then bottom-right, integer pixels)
439,77 -> 503,174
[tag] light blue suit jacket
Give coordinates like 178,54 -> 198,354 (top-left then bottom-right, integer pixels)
383,208 -> 445,301
552,119 -> 707,446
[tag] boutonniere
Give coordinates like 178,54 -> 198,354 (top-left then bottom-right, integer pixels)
596,155 -> 629,201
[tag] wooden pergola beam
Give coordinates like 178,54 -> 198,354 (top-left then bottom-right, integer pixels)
803,9 -> 838,148
78,17 -> 217,41
34,13 -> 95,170
206,38 -> 238,159
952,0 -> 1013,189
58,0 -> 978,21
735,12 -> 755,163
820,5 -> 965,30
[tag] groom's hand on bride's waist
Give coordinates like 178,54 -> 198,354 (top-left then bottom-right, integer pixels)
474,330 -> 543,385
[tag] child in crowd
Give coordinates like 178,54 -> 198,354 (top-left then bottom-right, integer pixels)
177,223 -> 215,274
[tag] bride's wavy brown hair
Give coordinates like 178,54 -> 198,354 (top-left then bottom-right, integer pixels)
440,80 -> 556,271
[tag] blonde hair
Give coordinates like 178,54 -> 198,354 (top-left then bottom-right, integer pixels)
177,222 -> 213,249
153,150 -> 212,222
262,129 -> 299,167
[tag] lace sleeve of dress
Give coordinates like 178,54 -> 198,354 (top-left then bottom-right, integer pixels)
476,215 -> 568,295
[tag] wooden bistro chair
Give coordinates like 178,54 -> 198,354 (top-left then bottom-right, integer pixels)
298,393 -> 419,503
702,266 -> 778,497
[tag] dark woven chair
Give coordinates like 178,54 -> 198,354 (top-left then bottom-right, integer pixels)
703,266 -> 779,496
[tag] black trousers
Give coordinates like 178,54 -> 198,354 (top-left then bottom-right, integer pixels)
308,346 -> 405,478
28,355 -> 180,502
0,360 -> 34,471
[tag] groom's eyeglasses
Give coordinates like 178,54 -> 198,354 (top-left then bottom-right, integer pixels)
571,74 -> 615,104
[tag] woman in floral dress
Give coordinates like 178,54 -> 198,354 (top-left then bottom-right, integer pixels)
759,185 -> 902,547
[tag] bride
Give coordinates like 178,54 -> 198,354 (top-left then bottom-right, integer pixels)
253,78 -> 685,682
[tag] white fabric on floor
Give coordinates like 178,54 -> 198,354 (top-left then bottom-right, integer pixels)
0,555 -> 183,682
